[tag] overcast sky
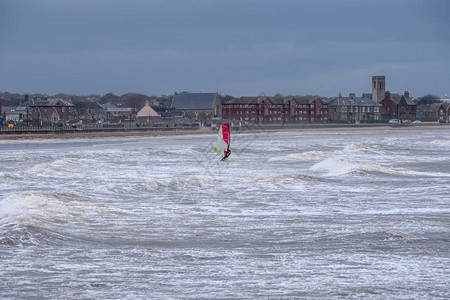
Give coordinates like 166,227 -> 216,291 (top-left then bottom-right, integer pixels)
1,0 -> 449,97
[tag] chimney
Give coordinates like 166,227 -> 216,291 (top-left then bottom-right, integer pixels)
349,93 -> 356,99
404,91 -> 410,98
385,91 -> 391,99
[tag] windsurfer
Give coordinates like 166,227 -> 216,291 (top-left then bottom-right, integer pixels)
221,149 -> 231,161
215,123 -> 231,161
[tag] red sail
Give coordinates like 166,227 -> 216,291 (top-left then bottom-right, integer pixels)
221,124 -> 230,153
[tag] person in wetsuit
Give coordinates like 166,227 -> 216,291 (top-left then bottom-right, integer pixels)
221,149 -> 231,161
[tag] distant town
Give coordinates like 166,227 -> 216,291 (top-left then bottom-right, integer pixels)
1,76 -> 449,132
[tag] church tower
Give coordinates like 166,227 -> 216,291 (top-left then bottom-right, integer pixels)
372,76 -> 385,103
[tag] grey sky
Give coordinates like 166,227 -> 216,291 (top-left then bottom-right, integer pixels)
1,0 -> 449,97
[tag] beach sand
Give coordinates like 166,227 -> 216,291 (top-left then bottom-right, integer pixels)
0,125 -> 448,141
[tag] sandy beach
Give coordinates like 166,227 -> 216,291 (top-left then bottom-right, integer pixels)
0,124 -> 449,141
0,128 -> 214,141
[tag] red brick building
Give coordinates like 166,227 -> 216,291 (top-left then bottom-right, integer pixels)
221,96 -> 267,124
380,91 -> 416,121
221,96 -> 328,125
284,96 -> 328,123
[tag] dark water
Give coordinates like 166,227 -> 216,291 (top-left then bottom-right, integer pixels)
1,129 -> 449,299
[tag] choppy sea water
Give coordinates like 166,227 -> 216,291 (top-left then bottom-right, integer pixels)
0,129 -> 449,299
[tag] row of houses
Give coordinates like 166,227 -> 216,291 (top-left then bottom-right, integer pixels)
174,90 -> 450,125
170,76 -> 449,125
2,91 -> 450,127
1,97 -> 161,126
221,91 -> 418,125
1,76 -> 449,126
3,98 -> 78,126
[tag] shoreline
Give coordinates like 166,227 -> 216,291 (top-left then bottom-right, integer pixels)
0,124 -> 449,141
0,128 -> 214,141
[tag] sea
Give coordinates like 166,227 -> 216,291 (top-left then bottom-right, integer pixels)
0,128 -> 449,299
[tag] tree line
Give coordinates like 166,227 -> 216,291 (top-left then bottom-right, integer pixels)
0,91 -> 443,109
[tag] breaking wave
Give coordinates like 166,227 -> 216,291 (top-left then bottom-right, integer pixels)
252,173 -> 319,183
309,156 -> 382,176
268,150 -> 331,162
309,155 -> 408,177
0,191 -> 118,246
342,141 -> 385,155
429,138 -> 450,148
310,155 -> 450,178
139,176 -> 220,192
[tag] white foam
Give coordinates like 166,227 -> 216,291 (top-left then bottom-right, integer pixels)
0,195 -> 19,219
429,139 -> 450,148
342,141 -> 385,155
0,191 -> 69,224
310,156 -> 362,176
269,150 -> 330,162
0,191 -> 109,229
